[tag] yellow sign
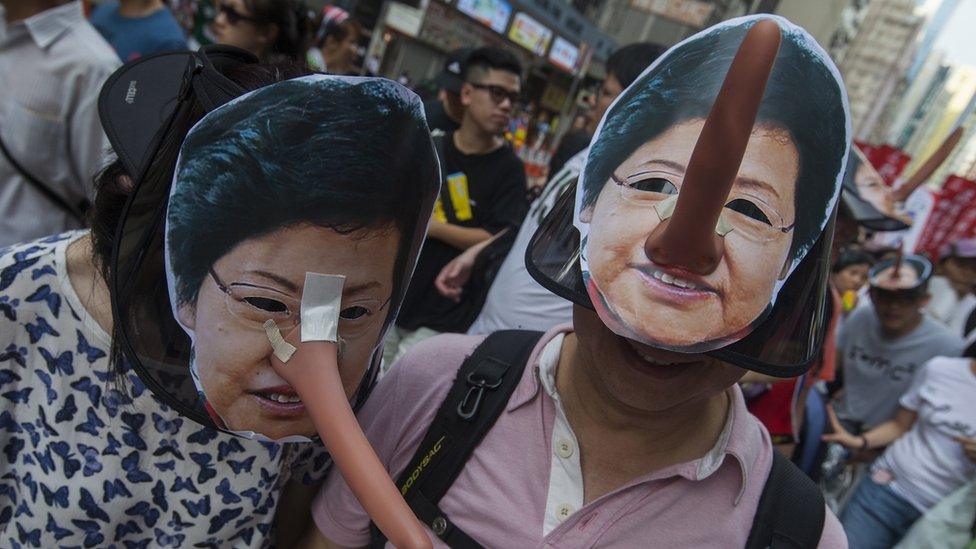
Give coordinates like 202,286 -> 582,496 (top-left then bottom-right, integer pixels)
446,172 -> 473,221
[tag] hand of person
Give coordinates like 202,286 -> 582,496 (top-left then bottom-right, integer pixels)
954,436 -> 976,464
821,404 -> 863,449
435,246 -> 478,302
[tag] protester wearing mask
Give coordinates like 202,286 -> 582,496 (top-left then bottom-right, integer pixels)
824,350 -> 976,548
212,0 -> 308,61
308,17 -> 849,547
435,42 -> 666,336
0,0 -> 119,247
927,238 -> 976,338
832,255 -> 964,435
0,48 -> 439,547
90,0 -> 187,61
306,5 -> 359,75
0,49 -> 323,548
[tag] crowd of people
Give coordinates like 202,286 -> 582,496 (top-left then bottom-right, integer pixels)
1,2 -> 974,548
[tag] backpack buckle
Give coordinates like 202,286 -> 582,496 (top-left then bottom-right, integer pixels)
456,360 -> 506,420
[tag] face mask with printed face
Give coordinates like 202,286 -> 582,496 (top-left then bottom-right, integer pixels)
526,16 -> 852,377
117,75 -> 439,441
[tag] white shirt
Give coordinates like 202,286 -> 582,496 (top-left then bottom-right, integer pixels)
0,2 -> 119,247
876,357 -> 976,512
467,150 -> 586,335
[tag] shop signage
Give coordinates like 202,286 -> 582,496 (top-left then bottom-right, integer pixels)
456,0 -> 512,33
508,12 -> 553,55
548,36 -> 579,73
629,0 -> 714,28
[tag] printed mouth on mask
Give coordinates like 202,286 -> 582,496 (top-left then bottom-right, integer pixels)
629,262 -> 719,299
249,385 -> 305,415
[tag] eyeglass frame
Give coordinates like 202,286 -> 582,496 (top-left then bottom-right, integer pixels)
208,268 -> 300,329
466,82 -> 521,107
608,172 -> 796,242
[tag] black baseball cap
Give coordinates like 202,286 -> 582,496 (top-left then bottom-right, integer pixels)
436,47 -> 473,94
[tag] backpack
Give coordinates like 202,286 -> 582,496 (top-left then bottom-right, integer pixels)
369,330 -> 826,548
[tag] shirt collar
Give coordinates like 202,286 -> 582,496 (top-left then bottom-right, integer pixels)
21,1 -> 82,50
514,324 -> 764,506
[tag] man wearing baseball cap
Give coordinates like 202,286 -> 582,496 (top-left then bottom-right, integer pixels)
423,47 -> 471,133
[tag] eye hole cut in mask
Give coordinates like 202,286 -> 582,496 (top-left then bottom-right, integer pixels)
553,15 -> 851,359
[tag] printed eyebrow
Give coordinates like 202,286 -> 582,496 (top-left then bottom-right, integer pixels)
344,280 -> 381,297
247,270 -> 300,294
636,159 -> 782,201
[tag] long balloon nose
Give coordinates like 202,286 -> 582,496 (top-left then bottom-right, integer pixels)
892,126 -> 963,202
643,19 -> 782,275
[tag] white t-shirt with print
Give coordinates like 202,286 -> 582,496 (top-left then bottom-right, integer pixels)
0,232 -> 330,548
876,356 -> 976,512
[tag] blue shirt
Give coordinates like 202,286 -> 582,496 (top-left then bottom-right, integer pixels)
90,2 -> 186,61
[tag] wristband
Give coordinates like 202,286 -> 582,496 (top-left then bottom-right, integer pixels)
859,435 -> 869,451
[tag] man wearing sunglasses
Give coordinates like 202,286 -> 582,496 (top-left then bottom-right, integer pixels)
387,47 -> 529,363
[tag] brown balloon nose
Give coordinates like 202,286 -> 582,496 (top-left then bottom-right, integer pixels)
891,126 -> 963,202
644,19 -> 782,275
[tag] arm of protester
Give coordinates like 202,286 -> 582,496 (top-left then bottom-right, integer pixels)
435,228 -> 510,301
954,436 -> 976,464
307,334 -> 485,547
427,220 -> 492,250
822,404 -> 916,449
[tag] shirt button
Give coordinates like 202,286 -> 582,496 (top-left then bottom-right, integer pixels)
556,503 -> 574,520
555,438 -> 574,459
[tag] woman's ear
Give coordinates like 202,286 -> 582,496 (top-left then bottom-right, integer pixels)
177,303 -> 197,331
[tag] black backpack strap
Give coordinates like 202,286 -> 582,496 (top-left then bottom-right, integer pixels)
0,129 -> 89,223
369,329 -> 544,548
746,451 -> 826,549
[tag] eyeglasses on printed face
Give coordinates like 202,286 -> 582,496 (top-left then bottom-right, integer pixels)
610,173 -> 795,243
467,83 -> 521,107
208,269 -> 389,332
218,2 -> 258,25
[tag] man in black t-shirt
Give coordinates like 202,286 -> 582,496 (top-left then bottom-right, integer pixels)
386,47 -> 528,365
422,48 -> 471,134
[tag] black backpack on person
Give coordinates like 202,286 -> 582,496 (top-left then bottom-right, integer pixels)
369,330 -> 826,548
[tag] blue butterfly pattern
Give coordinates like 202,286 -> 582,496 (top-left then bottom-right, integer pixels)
0,234 -> 332,547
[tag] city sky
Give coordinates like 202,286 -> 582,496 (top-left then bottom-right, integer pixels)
934,0 -> 976,66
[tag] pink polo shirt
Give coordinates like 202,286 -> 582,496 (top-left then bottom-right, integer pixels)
313,325 -> 846,547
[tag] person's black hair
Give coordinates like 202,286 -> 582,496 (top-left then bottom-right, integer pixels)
581,19 -> 848,264
167,77 -> 436,324
243,0 -> 310,61
832,249 -> 874,274
462,46 -> 522,82
92,60 -> 312,393
605,42 -> 667,89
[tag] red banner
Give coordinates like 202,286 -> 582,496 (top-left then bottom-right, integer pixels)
854,141 -> 912,187
914,175 -> 976,259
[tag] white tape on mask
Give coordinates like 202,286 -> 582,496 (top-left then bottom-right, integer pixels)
264,320 -> 297,363
301,272 -> 346,343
